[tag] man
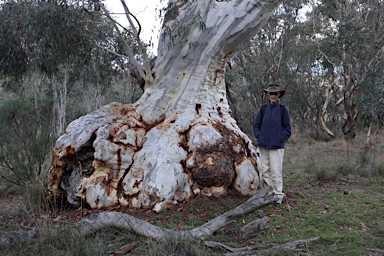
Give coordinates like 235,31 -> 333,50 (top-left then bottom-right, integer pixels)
253,84 -> 291,204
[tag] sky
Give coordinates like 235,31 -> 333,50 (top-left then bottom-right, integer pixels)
105,0 -> 165,51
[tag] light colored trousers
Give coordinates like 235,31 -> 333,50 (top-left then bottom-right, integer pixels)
258,147 -> 285,200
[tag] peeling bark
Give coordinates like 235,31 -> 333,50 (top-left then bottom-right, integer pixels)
47,0 -> 280,211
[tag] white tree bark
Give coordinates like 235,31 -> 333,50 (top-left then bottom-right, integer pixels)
51,65 -> 69,137
319,87 -> 335,137
48,0 -> 280,211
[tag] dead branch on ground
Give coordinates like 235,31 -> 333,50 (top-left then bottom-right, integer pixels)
204,237 -> 319,255
71,186 -> 277,239
0,229 -> 38,247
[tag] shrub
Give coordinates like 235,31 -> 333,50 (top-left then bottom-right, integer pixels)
0,96 -> 53,186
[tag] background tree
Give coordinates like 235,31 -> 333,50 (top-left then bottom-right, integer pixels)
314,0 -> 384,139
227,0 -> 384,140
0,0 -> 142,186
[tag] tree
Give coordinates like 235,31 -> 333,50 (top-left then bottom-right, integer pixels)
314,0 -> 384,139
0,0 -> 127,136
47,0 -> 280,211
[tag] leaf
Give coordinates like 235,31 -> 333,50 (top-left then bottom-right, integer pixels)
108,240 -> 140,255
360,222 -> 368,230
53,216 -> 62,222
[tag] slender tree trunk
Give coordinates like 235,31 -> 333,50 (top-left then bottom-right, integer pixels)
51,66 -> 69,137
48,0 -> 280,211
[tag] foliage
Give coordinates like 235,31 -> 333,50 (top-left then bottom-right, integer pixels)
0,95 -> 53,185
0,0 -> 383,253
0,0 -> 144,137
0,0 -> 96,76
227,0 -> 384,139
1,0 -> 382,140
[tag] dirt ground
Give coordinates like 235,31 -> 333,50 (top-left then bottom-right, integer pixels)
0,186 -> 249,231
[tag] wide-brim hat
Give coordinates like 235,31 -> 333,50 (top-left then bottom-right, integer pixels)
263,84 -> 286,98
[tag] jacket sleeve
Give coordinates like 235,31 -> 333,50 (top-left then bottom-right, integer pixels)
252,108 -> 262,139
281,106 -> 292,141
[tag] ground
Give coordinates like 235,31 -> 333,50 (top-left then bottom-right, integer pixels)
1,133 -> 384,255
0,186 -> 249,232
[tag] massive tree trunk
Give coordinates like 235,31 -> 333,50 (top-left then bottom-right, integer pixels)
48,0 -> 280,211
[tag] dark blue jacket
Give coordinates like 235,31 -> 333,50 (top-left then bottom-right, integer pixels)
253,101 -> 291,149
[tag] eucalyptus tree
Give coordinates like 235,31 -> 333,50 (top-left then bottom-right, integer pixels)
0,0 -> 128,136
314,0 -> 384,139
0,0 -> 129,184
47,0 -> 281,211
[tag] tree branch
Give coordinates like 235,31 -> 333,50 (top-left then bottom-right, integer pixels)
120,0 -> 153,82
97,2 -> 151,83
319,87 -> 335,137
1,186 -> 318,254
0,229 -> 38,247
220,237 -> 320,255
71,186 -> 277,239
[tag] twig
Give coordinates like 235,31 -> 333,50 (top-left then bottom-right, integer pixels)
222,237 -> 320,255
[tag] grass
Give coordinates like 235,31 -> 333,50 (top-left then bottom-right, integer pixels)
1,227 -> 138,256
1,132 -> 384,255
259,178 -> 383,255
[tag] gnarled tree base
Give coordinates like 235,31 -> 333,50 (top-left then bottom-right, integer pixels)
48,102 -> 261,212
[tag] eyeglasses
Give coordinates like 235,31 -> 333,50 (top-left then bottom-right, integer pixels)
268,92 -> 279,96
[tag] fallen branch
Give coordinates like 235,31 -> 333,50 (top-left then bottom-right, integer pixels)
239,217 -> 270,239
204,240 -> 259,252
0,228 -> 38,248
71,186 -> 277,240
205,237 -> 319,255
0,186 -> 277,247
